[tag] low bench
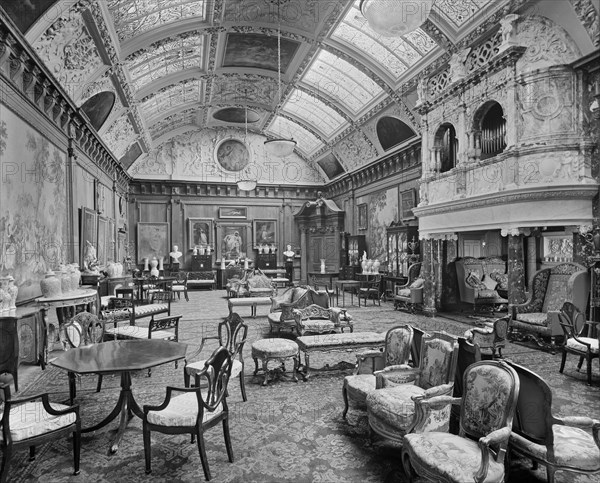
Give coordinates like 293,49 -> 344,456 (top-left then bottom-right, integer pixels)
227,296 -> 273,318
296,331 -> 385,380
187,271 -> 216,290
101,292 -> 171,326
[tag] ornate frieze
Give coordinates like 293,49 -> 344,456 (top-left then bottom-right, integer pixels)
568,0 -> 600,47
333,130 -> 378,172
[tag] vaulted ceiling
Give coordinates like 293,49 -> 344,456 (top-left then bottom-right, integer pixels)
4,0 -> 593,182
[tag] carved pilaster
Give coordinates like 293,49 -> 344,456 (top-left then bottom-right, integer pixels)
507,234 -> 526,305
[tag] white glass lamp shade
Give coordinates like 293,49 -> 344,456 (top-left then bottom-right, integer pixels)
360,0 -> 434,37
237,179 -> 257,191
264,138 -> 297,158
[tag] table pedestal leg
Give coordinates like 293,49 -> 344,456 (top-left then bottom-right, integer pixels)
82,371 -> 143,453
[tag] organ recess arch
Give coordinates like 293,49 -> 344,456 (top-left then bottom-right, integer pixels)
433,123 -> 458,173
474,101 -> 506,161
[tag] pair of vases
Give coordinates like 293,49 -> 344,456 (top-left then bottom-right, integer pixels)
106,261 -> 124,278
0,276 -> 18,312
361,259 -> 381,274
40,264 -> 82,299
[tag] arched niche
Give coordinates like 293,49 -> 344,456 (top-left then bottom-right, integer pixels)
433,122 -> 458,173
376,116 -> 417,151
473,101 -> 506,161
81,91 -> 116,131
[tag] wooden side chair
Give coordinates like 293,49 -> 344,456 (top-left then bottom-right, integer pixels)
171,271 -> 189,302
558,301 -> 598,385
358,275 -> 381,307
506,360 -> 600,483
1,382 -> 81,483
401,360 -> 520,483
184,313 -> 248,402
143,346 -> 234,480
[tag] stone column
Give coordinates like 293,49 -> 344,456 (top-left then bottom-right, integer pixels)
507,234 -> 526,305
300,226 -> 308,284
442,237 -> 460,307
526,236 -> 537,289
421,238 -> 438,316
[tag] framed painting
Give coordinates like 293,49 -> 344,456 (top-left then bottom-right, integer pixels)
218,206 -> 247,219
357,204 -> 368,231
215,139 -> 250,172
216,222 -> 251,261
79,207 -> 97,268
253,219 -> 277,247
188,218 -> 213,248
107,218 -> 115,262
137,222 -> 170,264
97,216 -> 108,268
400,189 -> 416,220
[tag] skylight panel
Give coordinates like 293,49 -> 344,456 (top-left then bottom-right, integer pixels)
433,0 -> 492,28
283,89 -> 347,138
140,80 -> 203,120
266,116 -> 323,156
302,50 -> 383,115
108,0 -> 206,43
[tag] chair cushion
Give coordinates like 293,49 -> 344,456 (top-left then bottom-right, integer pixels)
171,285 -> 186,292
565,337 -> 599,354
101,308 -> 132,321
403,432 -> 506,482
410,278 -> 425,289
104,326 -> 174,340
186,359 -> 243,379
510,425 -> 600,471
343,374 -> 376,406
379,367 -> 420,387
482,275 -> 498,290
396,288 -> 411,298
366,384 -> 425,432
516,312 -> 548,326
489,271 -> 508,290
136,304 -> 169,316
146,392 -> 222,427
0,401 -> 76,442
300,319 -> 335,334
466,272 -> 486,290
251,338 -> 298,359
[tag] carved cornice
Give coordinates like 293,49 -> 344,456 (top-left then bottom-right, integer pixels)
568,0 -> 600,47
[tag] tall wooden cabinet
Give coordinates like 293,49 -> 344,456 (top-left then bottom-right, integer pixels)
386,222 -> 419,276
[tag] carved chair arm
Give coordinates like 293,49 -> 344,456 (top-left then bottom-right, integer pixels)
186,336 -> 220,362
422,383 -> 454,398
475,426 -> 512,483
374,365 -> 417,388
355,350 -> 384,374
555,415 -> 600,429
410,394 -> 460,433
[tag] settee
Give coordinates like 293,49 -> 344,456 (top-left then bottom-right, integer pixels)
268,286 -> 330,333
455,256 -> 508,312
510,262 -> 589,350
226,268 -> 275,297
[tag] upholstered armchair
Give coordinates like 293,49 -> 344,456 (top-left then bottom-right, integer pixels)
394,262 -> 422,294
365,332 -> 459,443
268,286 -> 329,333
558,301 -> 598,385
401,361 -> 520,483
506,360 -> 600,483
464,315 -> 508,358
393,277 -> 424,313
292,304 -> 352,336
455,256 -> 508,312
342,325 -> 414,419
510,262 -> 589,350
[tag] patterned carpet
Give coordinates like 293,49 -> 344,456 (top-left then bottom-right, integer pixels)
8,289 -> 600,482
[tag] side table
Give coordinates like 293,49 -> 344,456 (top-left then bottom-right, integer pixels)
251,338 -> 299,386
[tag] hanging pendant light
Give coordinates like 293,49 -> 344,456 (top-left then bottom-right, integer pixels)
360,0 -> 434,37
237,100 -> 257,191
264,0 -> 296,158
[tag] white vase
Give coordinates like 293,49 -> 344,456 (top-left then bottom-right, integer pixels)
366,260 -> 373,273
361,260 -> 367,273
143,257 -> 150,271
320,259 -> 326,274
244,259 -> 249,270
221,258 -> 226,269
106,261 -> 118,278
158,256 -> 164,271
372,259 -> 381,274
7,276 -> 18,309
150,257 -> 159,277
0,277 -> 9,312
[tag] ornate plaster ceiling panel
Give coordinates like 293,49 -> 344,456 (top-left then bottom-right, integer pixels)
107,0 -> 207,43
283,89 -> 348,138
222,33 -> 300,72
149,110 -> 198,139
331,2 -> 437,81
302,50 -> 384,115
211,77 -> 277,107
125,32 -> 204,91
103,114 -> 138,159
32,2 -> 104,100
434,0 -> 494,28
140,80 -> 204,121
266,116 -> 323,156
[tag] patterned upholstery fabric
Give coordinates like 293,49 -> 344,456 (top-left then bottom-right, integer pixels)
297,332 -> 385,348
378,367 -> 419,387
510,425 -> 600,470
101,308 -> 131,321
403,432 -> 505,482
489,271 -> 508,290
516,312 -> 548,325
476,289 -> 499,299
419,339 -> 455,389
482,275 -> 498,290
0,401 -> 76,442
396,288 -> 411,297
146,392 -> 222,427
104,325 -> 173,339
410,278 -> 424,289
301,319 -> 335,333
366,385 -> 425,431
186,359 -> 243,379
251,339 -> 298,359
565,337 -> 599,354
343,375 -> 377,407
386,328 -> 413,366
135,304 -> 169,316
466,272 -> 486,290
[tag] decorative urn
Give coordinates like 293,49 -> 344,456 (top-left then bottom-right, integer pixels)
7,276 -> 18,309
40,270 -> 62,298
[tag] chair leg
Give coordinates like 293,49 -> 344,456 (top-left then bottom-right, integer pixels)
1,445 -> 12,483
68,371 -> 76,405
577,355 -> 585,371
184,368 -> 191,388
73,429 -> 81,475
342,385 -> 349,419
196,431 -> 211,481
239,372 -> 247,402
185,291 -> 189,302
29,446 -> 35,461
546,465 -> 556,483
143,423 -> 152,474
223,418 -> 234,463
559,351 -> 567,373
586,354 -> 593,386
96,374 -> 103,393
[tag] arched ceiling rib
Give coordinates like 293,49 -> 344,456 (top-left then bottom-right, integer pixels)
17,0 -> 533,177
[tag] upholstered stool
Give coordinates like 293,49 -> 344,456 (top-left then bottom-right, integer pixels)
251,338 -> 299,386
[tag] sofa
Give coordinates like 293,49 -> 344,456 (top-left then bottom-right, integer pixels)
226,268 -> 275,297
268,286 -> 330,333
455,256 -> 508,312
510,262 -> 589,350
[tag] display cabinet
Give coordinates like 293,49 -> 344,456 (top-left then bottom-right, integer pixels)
191,254 -> 212,271
386,222 -> 419,277
347,235 -> 367,268
256,253 -> 277,269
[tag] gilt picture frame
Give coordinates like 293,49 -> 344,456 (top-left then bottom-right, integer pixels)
79,207 -> 97,269
218,206 -> 247,219
357,204 -> 368,231
216,222 -> 251,261
253,219 -> 277,248
137,222 -> 170,264
188,218 -> 213,248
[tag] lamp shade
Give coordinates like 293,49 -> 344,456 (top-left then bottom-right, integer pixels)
237,179 -> 257,191
264,138 -> 297,158
360,0 -> 434,37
